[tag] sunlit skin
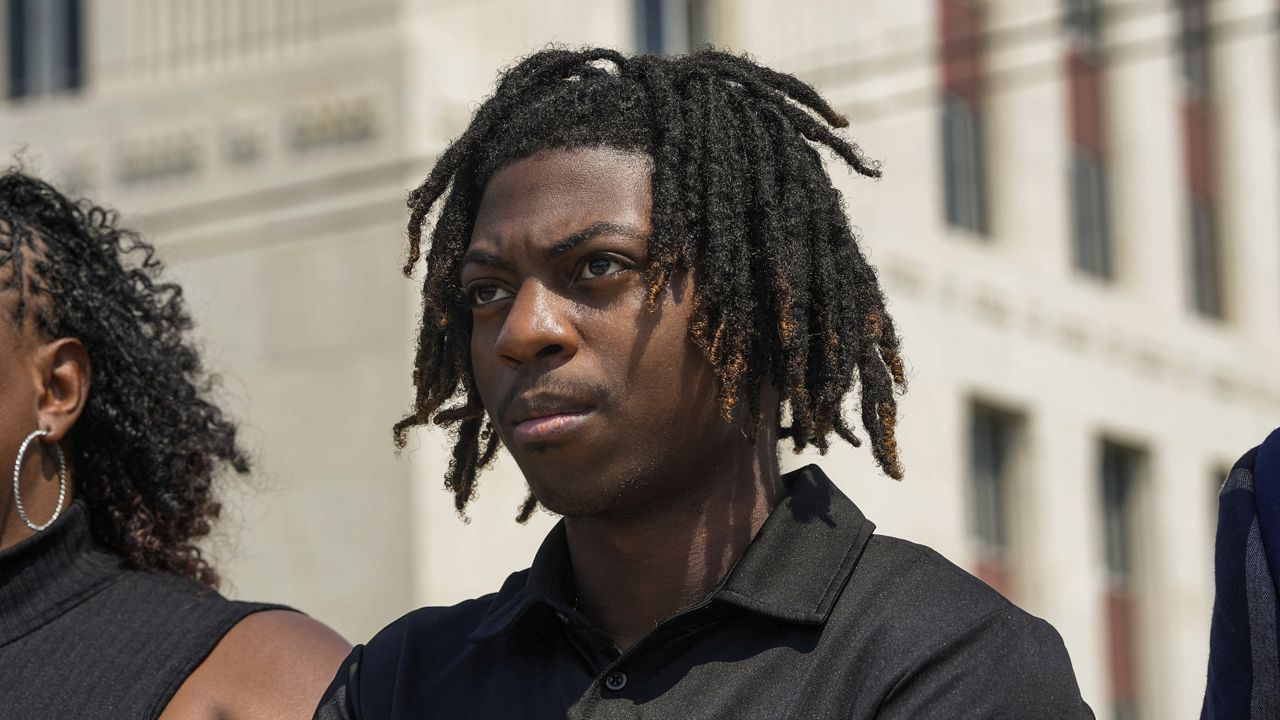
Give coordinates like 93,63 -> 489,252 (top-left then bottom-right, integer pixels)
0,278 -> 349,720
464,147 -> 785,650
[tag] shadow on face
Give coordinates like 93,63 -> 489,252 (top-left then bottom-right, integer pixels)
463,146 -> 740,518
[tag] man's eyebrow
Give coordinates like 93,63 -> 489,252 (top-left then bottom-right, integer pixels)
459,249 -> 516,272
545,222 -> 646,260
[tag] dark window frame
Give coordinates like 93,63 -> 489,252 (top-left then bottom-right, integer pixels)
1099,439 -> 1145,720
969,403 -> 1021,553
1100,442 -> 1143,579
634,0 -> 710,56
6,0 -> 83,100
1064,0 -> 1103,47
1188,199 -> 1224,319
967,402 -> 1025,599
942,92 -> 989,235
1071,149 -> 1112,279
1178,0 -> 1211,97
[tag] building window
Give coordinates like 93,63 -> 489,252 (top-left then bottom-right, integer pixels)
939,0 -> 988,235
969,403 -> 1021,598
1071,150 -> 1111,279
942,94 -> 989,235
1178,0 -> 1223,320
635,0 -> 710,55
1178,0 -> 1210,96
1188,200 -> 1223,318
1065,1 -> 1111,281
6,0 -> 82,100
1064,0 -> 1102,45
1100,440 -> 1144,720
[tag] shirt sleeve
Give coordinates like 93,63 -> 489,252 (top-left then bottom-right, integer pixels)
876,609 -> 1095,720
312,644 -> 364,720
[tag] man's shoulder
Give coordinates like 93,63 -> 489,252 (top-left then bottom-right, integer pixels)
312,570 -> 535,720
362,567 -> 530,659
853,533 -> 1016,624
370,594 -> 506,652
370,597 -> 490,644
837,534 -> 1072,669
835,534 -> 1091,717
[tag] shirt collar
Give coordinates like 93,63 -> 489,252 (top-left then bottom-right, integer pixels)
468,464 -> 875,642
0,500 -> 127,648
469,521 -> 576,642
711,464 -> 876,624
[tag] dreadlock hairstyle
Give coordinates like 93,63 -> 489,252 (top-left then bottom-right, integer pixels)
0,168 -> 248,587
395,48 -> 907,522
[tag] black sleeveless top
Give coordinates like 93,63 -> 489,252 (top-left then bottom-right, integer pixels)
0,501 -> 287,719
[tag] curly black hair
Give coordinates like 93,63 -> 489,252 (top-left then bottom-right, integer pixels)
0,168 -> 247,587
395,48 -> 907,521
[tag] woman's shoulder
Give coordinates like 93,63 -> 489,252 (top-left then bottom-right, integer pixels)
99,564 -> 288,637
120,568 -> 352,719
98,568 -> 351,718
162,609 -> 351,720
103,567 -> 351,718
1,555 -> 347,719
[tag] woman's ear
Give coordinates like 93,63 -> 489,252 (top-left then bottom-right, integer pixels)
34,338 -> 90,443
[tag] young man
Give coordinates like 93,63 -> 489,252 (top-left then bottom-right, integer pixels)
315,48 -> 1092,718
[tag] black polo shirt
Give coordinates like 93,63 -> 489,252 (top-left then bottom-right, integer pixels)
314,465 -> 1093,719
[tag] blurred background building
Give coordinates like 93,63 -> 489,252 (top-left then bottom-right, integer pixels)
3,0 -> 1278,716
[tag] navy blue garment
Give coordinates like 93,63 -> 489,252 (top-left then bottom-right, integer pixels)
315,465 -> 1092,719
1202,428 -> 1280,718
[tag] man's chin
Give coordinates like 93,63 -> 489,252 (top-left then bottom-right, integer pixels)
527,487 -> 618,519
523,471 -> 643,520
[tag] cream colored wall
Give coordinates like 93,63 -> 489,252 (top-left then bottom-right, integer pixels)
167,212 -> 416,644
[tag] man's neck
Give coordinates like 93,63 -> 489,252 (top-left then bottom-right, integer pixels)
564,443 -> 784,652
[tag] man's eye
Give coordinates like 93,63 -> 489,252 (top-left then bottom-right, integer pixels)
579,257 -> 626,280
470,285 -> 513,306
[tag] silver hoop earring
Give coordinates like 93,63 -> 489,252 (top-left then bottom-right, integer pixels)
12,429 -> 68,532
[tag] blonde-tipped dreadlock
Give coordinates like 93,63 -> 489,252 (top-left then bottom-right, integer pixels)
395,48 -> 907,522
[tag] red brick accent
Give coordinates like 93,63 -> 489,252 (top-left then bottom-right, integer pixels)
973,552 -> 1011,599
940,0 -> 984,103
1105,584 -> 1140,708
1183,98 -> 1215,201
1068,49 -> 1105,154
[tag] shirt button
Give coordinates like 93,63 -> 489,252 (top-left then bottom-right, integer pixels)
604,671 -> 628,691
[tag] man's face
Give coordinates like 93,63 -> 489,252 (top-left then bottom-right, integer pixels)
463,146 -> 737,518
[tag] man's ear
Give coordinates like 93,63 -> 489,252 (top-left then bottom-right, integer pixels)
34,338 -> 90,443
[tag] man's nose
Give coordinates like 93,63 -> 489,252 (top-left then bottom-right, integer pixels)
493,279 -> 579,368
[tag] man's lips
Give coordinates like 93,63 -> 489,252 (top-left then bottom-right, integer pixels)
502,383 -> 609,445
512,410 -> 595,444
